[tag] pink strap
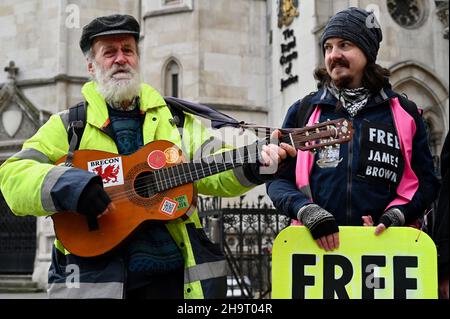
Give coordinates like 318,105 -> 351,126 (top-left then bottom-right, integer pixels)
295,106 -> 321,195
386,97 -> 419,209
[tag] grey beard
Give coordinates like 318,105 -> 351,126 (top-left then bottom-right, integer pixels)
92,61 -> 141,109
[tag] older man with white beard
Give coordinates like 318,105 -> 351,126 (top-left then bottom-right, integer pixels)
88,35 -> 141,110
0,14 -> 295,299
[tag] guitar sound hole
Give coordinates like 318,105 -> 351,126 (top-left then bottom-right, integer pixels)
133,171 -> 155,198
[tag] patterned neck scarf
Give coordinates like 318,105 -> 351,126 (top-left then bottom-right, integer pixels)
328,84 -> 370,117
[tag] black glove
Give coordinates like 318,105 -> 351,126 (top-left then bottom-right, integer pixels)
297,204 -> 339,239
241,162 -> 273,184
76,179 -> 111,217
378,207 -> 405,228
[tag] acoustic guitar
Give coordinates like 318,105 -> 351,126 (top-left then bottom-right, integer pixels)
52,118 -> 353,257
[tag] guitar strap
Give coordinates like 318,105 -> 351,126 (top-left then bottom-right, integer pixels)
65,101 -> 87,167
164,96 -> 241,129
294,92 -> 316,128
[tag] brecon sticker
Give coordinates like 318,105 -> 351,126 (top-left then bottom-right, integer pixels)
87,156 -> 124,188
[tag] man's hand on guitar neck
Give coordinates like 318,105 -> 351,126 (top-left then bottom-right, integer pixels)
77,179 -> 115,218
260,129 -> 297,167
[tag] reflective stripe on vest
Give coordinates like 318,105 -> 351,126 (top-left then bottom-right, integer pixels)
48,282 -> 124,299
12,148 -> 52,164
184,259 -> 228,284
41,166 -> 71,212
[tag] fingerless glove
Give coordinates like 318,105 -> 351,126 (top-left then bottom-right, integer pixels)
297,204 -> 339,239
378,207 -> 405,228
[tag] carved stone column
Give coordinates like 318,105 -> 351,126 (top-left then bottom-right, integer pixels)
435,0 -> 449,39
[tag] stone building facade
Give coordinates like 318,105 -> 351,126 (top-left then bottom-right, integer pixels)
0,0 -> 448,290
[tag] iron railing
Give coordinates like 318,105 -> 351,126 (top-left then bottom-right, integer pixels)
198,195 -> 291,299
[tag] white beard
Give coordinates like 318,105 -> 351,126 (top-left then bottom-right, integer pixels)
92,61 -> 141,107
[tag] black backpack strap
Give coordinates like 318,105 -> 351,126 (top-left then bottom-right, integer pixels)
165,99 -> 186,142
164,96 -> 241,129
395,93 -> 422,123
165,100 -> 185,129
65,101 -> 87,167
294,92 -> 316,128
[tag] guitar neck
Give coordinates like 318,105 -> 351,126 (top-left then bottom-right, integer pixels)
154,141 -> 263,192
152,120 -> 349,192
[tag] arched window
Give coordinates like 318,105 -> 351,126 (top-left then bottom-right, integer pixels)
164,60 -> 181,98
424,111 -> 444,176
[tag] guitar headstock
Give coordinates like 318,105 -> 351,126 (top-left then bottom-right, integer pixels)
281,118 -> 353,151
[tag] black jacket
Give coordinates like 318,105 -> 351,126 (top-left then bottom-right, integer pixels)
266,84 -> 440,226
435,133 -> 449,278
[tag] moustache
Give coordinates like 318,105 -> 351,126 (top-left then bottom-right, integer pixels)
330,59 -> 349,70
106,65 -> 135,79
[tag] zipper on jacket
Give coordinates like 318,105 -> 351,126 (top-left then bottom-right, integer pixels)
346,119 -> 354,225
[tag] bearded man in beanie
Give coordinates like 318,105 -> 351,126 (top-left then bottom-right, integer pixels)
266,7 -> 439,252
0,14 -> 294,299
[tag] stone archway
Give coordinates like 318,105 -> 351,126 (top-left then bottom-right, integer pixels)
390,60 -> 449,156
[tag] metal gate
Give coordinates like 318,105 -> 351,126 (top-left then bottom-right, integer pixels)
0,193 -> 36,273
199,195 -> 291,299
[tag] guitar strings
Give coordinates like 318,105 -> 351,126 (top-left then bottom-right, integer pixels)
106,129 -> 337,203
107,129 -> 338,202
107,134 -> 280,202
107,152 -> 256,202
107,129 -> 337,202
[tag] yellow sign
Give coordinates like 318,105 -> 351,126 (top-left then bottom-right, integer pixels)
272,226 -> 437,299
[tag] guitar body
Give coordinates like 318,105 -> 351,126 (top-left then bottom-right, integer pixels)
52,140 -> 195,257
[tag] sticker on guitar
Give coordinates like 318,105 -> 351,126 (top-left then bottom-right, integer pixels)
164,147 -> 180,164
87,157 -> 124,188
147,150 -> 166,169
159,197 -> 179,216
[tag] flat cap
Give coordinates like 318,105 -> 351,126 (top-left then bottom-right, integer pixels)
79,14 -> 140,54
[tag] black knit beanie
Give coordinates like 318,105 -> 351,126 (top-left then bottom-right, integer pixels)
320,7 -> 383,62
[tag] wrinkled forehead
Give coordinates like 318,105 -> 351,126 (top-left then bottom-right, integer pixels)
92,34 -> 138,52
